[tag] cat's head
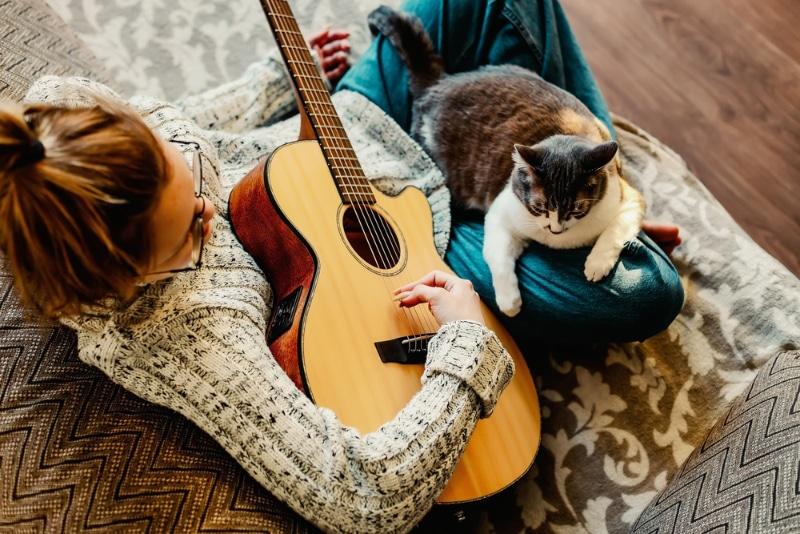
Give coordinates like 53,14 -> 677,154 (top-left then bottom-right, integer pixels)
511,135 -> 620,234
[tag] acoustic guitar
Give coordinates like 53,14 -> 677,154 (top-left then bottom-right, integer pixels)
229,0 -> 541,504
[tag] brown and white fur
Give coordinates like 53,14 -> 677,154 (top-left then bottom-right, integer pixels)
368,6 -> 645,316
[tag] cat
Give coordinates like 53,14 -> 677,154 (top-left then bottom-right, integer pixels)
368,5 -> 645,317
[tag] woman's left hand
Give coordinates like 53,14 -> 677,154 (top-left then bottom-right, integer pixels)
309,28 -> 351,85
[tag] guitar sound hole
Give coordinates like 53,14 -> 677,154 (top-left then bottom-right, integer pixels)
342,205 -> 401,270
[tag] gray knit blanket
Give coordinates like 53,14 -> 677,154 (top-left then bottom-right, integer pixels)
49,0 -> 800,531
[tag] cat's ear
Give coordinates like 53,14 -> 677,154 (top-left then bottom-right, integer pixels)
513,144 -> 545,171
581,141 -> 618,173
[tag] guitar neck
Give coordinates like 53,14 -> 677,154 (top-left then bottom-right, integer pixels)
259,0 -> 374,205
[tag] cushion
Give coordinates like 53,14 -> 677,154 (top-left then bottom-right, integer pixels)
632,349 -> 800,533
0,0 -> 108,100
0,273 -> 312,532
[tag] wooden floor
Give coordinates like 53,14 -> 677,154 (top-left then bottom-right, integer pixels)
562,0 -> 800,277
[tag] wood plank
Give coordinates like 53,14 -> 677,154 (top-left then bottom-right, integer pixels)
562,0 -> 800,276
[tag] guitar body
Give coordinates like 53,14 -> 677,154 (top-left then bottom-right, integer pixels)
230,140 -> 541,503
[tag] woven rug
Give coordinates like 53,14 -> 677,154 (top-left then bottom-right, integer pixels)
33,1 -> 800,532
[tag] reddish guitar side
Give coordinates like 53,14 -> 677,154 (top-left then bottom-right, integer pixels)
229,0 -> 541,504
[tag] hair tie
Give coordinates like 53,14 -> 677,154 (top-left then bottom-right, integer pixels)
12,139 -> 46,170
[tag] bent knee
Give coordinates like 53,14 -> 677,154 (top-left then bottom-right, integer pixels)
606,246 -> 685,341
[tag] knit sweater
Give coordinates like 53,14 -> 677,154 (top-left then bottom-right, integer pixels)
24,51 -> 515,533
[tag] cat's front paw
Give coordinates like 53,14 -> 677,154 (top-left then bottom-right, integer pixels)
495,286 -> 523,317
584,249 -> 620,282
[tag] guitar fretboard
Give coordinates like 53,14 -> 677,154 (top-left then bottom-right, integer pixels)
261,0 -> 375,205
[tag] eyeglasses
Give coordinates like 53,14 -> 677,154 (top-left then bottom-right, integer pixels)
147,139 -> 206,275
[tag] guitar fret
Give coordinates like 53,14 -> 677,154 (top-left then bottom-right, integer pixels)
323,146 -> 358,155
320,146 -> 354,153
308,111 -> 341,119
336,180 -> 371,185
316,124 -> 347,131
302,99 -> 337,109
309,111 -> 340,121
294,73 -> 326,83
332,167 -> 367,175
341,194 -> 376,203
319,140 -> 350,149
332,169 -> 367,176
314,124 -> 346,131
298,86 -> 333,96
287,59 -> 317,67
281,43 -> 313,53
268,12 -> 295,20
339,184 -> 372,193
324,147 -> 358,157
320,143 -> 354,151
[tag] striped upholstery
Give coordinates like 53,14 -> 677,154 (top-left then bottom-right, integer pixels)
0,0 -> 107,100
633,349 -> 800,533
0,271 -> 311,532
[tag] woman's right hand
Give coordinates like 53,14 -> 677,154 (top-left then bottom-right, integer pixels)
394,270 -> 485,326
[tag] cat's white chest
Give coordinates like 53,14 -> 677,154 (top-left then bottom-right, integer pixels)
494,178 -> 622,250
482,176 -> 644,316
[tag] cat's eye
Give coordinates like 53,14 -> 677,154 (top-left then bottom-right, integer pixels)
529,202 -> 547,215
570,207 -> 589,218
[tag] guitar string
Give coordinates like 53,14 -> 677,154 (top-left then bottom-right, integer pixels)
269,1 -> 439,342
273,17 -> 441,348
268,2 -> 437,349
271,26 -> 435,351
268,0 -> 426,338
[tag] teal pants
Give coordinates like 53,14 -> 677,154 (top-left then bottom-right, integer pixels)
338,0 -> 684,344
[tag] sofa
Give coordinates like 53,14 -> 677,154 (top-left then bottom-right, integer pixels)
1,1 -> 798,532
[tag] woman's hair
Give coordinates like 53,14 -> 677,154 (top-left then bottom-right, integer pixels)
0,97 -> 167,319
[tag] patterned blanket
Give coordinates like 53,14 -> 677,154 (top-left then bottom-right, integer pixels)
38,1 -> 800,531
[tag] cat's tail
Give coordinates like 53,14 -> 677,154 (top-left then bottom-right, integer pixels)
367,5 -> 444,98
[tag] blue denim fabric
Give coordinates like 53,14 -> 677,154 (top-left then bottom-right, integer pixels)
337,0 -> 684,343
445,217 -> 684,343
338,0 -> 616,134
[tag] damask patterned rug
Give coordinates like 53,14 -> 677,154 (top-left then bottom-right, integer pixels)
45,0 -> 800,532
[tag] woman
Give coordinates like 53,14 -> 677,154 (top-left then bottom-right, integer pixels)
0,0 -> 682,532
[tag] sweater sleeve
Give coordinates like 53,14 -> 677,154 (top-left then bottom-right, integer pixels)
113,311 -> 514,533
173,49 -> 299,133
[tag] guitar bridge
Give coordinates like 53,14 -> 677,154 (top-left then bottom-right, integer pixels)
375,334 -> 435,364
